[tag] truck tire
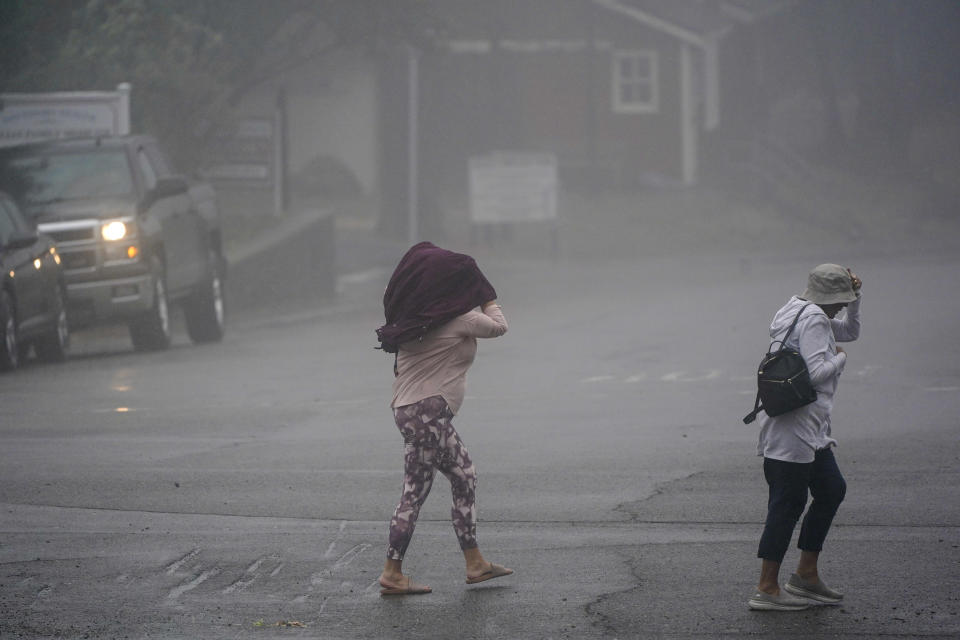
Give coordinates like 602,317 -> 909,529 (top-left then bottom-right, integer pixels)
34,286 -> 70,362
184,249 -> 225,343
0,290 -> 20,371
128,259 -> 171,351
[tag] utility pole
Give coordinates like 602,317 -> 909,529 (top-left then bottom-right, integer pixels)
407,45 -> 420,246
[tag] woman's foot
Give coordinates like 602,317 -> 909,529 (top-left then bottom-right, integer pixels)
748,590 -> 810,611
378,573 -> 432,596
783,573 -> 843,604
465,561 -> 514,584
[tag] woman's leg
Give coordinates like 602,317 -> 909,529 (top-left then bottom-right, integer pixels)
434,408 -> 478,553
380,399 -> 444,590
434,407 -> 513,582
757,457 -> 811,593
385,441 -> 437,562
796,448 -> 847,579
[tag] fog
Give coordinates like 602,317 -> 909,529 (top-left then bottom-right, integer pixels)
3,3 -> 960,636
5,1 -> 959,264
195,0 -> 960,274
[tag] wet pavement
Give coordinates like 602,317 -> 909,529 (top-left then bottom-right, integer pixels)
1,189 -> 959,639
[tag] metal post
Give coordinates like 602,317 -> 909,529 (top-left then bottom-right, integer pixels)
116,83 -> 131,135
274,86 -> 287,217
679,43 -> 697,186
407,46 -> 420,246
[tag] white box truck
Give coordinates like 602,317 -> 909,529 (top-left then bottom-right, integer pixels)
0,83 -> 131,147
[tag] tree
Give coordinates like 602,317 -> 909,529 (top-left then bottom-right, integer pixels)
1,0 -> 439,172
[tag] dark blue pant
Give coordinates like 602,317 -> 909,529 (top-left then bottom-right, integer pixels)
757,448 -> 847,563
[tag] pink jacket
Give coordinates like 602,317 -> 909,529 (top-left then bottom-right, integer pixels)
391,305 -> 507,414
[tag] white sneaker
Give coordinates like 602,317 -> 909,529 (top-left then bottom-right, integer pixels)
748,590 -> 811,611
783,573 -> 843,604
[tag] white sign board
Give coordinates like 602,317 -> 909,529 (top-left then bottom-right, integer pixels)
0,84 -> 131,147
469,152 -> 557,223
202,118 -> 274,184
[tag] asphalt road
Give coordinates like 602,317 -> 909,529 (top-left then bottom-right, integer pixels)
1,232 -> 958,639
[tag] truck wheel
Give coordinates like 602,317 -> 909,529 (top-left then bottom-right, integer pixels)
34,287 -> 70,362
129,259 -> 171,351
184,249 -> 225,343
0,290 -> 20,371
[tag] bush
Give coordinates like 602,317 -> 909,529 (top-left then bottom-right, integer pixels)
293,155 -> 362,198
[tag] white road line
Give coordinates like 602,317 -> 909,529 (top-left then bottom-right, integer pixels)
323,521 -> 348,559
331,544 -> 371,573
165,548 -> 201,575
167,568 -> 221,600
338,268 -> 388,286
581,375 -> 616,383
573,370 -> 765,384
661,370 -> 723,382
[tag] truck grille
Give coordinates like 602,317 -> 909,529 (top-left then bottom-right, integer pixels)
38,220 -> 100,274
47,227 -> 97,243
38,220 -> 99,245
61,250 -> 97,270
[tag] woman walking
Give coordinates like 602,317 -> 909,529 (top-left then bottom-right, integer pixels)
376,242 -> 513,596
748,263 -> 862,611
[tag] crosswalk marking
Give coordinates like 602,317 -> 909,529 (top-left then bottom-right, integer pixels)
581,375 -> 617,383
661,370 -> 722,382
577,366 -> 879,386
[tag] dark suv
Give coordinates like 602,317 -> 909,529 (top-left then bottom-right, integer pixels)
0,191 -> 68,370
0,136 -> 225,351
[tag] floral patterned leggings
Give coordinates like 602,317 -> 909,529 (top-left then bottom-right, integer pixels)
387,395 -> 478,561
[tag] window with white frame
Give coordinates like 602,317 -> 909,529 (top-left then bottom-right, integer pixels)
612,50 -> 659,114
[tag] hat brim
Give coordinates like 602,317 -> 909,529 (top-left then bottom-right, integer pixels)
801,288 -> 858,305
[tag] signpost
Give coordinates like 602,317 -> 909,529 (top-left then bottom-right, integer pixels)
202,118 -> 275,185
201,88 -> 285,217
469,151 -> 559,255
469,152 -> 557,223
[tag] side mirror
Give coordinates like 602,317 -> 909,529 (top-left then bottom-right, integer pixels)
151,175 -> 189,199
2,229 -> 39,251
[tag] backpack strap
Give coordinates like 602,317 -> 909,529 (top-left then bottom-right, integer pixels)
768,303 -> 812,352
743,303 -> 812,424
744,392 -> 763,424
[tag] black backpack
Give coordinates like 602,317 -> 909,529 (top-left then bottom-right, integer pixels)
743,303 -> 817,424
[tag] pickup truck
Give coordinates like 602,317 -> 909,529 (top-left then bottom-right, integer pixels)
0,135 -> 226,350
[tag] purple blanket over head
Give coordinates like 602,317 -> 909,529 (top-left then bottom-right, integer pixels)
376,242 -> 496,353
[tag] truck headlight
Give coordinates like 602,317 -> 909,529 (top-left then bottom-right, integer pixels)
101,220 -> 129,241
101,218 -> 140,264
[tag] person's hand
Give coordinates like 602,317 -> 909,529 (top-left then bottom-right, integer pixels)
847,268 -> 862,291
836,346 -> 845,355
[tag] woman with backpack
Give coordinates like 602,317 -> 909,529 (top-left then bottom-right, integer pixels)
748,264 -> 862,611
375,242 -> 513,596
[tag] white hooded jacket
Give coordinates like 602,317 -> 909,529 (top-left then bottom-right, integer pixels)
757,294 -> 861,462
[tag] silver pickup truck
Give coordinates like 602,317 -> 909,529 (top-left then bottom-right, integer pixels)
0,135 -> 226,350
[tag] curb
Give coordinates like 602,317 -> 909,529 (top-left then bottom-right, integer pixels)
223,208 -> 337,312
223,207 -> 335,267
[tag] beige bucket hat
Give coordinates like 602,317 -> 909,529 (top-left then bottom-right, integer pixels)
801,263 -> 858,305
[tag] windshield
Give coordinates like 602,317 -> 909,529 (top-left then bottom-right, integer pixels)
0,149 -> 134,205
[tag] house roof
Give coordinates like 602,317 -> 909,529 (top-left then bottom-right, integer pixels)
430,0 -> 797,46
720,0 -> 800,24
593,0 -> 798,46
